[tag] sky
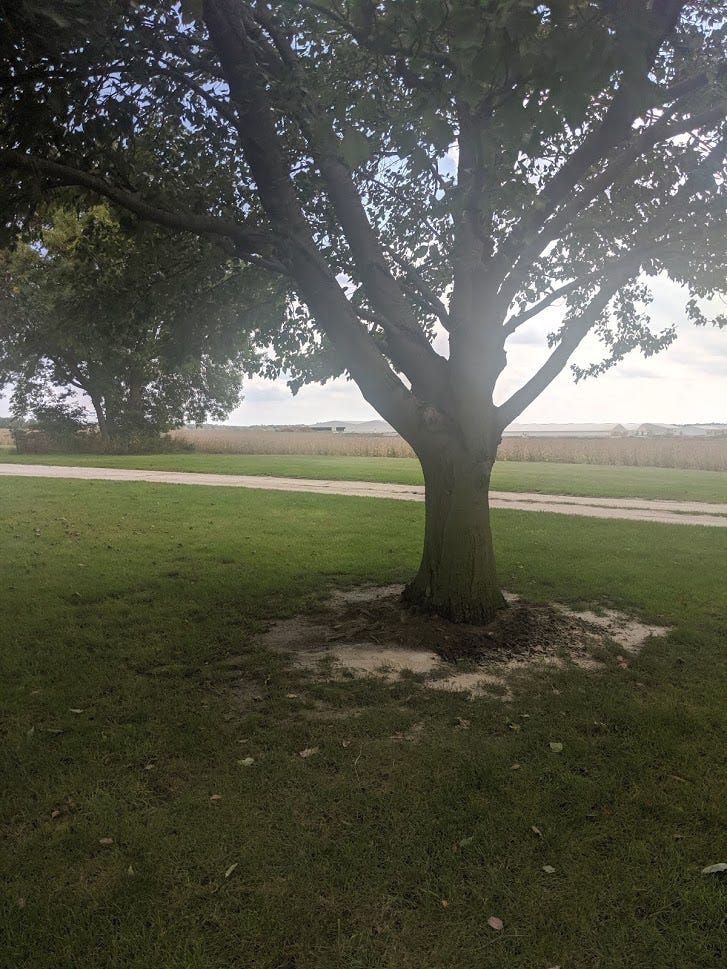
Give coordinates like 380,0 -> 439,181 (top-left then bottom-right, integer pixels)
224,276 -> 726,427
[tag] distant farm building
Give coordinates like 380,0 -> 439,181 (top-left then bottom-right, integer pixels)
296,420 -> 727,438
503,423 -> 629,438
635,423 -> 727,437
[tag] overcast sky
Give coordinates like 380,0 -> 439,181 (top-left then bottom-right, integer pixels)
226,276 -> 726,427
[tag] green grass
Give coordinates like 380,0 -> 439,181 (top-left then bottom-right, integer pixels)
1,478 -> 725,968
1,449 -> 726,501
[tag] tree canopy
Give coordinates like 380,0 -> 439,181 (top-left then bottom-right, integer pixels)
1,0 -> 724,618
0,199 -> 280,442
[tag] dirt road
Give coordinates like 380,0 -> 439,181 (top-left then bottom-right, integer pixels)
1,462 -> 725,527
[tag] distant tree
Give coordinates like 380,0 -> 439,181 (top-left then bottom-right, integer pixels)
0,1 -> 725,619
0,201 -> 280,445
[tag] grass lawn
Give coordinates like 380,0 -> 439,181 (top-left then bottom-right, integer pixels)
1,449 -> 726,502
1,478 -> 725,968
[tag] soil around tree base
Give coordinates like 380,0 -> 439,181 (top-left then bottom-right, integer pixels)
256,585 -> 670,699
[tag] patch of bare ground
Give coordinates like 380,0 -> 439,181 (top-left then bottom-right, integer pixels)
255,585 -> 670,700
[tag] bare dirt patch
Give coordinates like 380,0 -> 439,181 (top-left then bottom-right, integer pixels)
255,585 -> 670,699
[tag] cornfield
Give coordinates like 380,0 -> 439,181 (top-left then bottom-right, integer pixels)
170,427 -> 414,458
170,427 -> 727,471
498,435 -> 727,470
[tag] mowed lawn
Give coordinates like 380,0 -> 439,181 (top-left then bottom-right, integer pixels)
1,479 -> 725,968
1,449 -> 726,502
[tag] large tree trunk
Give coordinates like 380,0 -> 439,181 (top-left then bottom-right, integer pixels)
403,443 -> 506,624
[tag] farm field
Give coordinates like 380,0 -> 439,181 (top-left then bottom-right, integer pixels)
1,477 -> 725,968
168,427 -> 727,472
1,449 -> 726,502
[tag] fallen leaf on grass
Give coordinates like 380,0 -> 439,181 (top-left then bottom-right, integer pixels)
549,742 -> 563,752
298,747 -> 319,759
51,809 -> 61,819
510,763 -> 521,771
224,863 -> 238,878
441,899 -> 449,908
531,825 -> 542,837
69,709 -> 84,715
127,864 -> 134,876
99,838 -> 114,845
210,794 -> 223,801
238,757 -> 255,767
487,915 -> 503,931
702,863 -> 727,874
542,865 -> 557,874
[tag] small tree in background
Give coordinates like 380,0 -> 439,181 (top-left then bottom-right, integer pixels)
1,1 -> 725,619
0,200 -> 281,448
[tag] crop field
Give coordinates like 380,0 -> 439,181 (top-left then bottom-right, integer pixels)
166,426 -> 727,470
172,426 -> 415,457
4,423 -> 726,468
1,476 -> 725,968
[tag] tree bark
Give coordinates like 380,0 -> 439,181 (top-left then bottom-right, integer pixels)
403,442 -> 506,624
89,394 -> 109,443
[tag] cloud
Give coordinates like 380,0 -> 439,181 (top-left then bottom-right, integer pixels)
229,375 -> 378,426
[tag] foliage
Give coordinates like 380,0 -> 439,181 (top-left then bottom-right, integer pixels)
0,200 -> 281,447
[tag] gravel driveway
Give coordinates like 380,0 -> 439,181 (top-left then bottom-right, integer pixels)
1,462 -> 725,527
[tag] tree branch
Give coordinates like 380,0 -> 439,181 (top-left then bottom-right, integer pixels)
0,149 -> 286,273
201,0 -> 434,440
501,104 -> 726,307
497,269 -> 634,429
503,279 -> 583,335
241,1 -> 450,406
385,247 -> 451,329
484,3 -> 692,295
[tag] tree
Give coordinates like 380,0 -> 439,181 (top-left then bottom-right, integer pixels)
0,200 -> 279,444
0,1 -> 725,619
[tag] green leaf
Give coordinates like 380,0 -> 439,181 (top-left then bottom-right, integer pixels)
340,130 -> 372,169
179,0 -> 203,24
